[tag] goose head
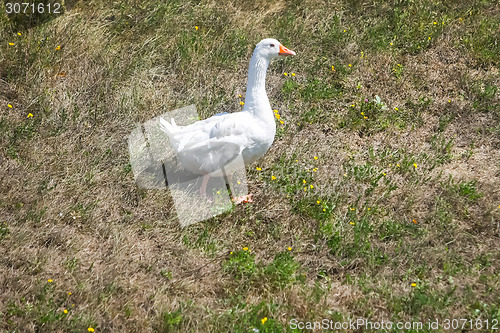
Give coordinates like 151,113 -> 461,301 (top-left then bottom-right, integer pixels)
253,38 -> 296,59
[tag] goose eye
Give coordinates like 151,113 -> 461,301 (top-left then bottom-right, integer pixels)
270,44 -> 275,47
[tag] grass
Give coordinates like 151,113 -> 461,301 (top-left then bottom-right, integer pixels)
1,0 -> 499,332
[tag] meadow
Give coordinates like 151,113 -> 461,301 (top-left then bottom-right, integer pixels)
0,0 -> 499,332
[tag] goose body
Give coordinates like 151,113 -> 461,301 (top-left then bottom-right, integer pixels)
160,38 -> 295,198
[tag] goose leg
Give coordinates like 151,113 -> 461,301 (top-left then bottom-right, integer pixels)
200,174 -> 210,196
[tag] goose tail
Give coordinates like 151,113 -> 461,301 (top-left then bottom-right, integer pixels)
159,117 -> 181,150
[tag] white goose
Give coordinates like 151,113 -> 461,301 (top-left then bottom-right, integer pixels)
160,38 -> 295,203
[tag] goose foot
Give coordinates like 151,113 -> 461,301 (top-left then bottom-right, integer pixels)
232,194 -> 253,205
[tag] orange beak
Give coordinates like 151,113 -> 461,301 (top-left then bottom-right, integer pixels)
279,44 -> 296,56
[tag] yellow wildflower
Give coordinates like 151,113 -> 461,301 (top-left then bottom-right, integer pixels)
323,208 -> 326,212
364,116 -> 368,119
413,219 -> 418,224
48,279 -> 53,283
238,94 -> 242,98
390,42 -> 393,46
428,36 -> 431,40
411,283 -> 417,287
394,107 -> 399,111
283,72 -> 288,76
256,167 -> 261,171
55,45 -> 60,50
448,100 -> 451,103
433,21 -> 437,25
9,42 -> 14,46
383,172 -> 386,176
88,328 -> 95,332
413,163 -> 417,168
291,73 -> 295,76
271,175 -> 276,180
195,26 -> 199,30
68,292 -> 72,296
317,200 -> 320,204
261,317 -> 268,324
303,179 -> 306,184
310,185 -> 313,189
287,247 -> 292,251
17,32 -> 21,36
314,156 -> 318,160
8,104 -> 13,108
63,309 -> 68,314
350,221 -> 355,225
331,65 -> 335,71
348,64 -> 352,67
396,164 -> 400,167
350,207 -> 355,211
243,247 -> 248,251
279,120 -> 284,124
275,113 -> 280,119
239,101 -> 244,105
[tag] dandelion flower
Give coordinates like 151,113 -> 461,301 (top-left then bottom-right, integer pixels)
273,109 -> 278,113
195,26 -> 199,30
55,45 -> 60,50
303,187 -> 307,191
314,156 -> 318,160
9,42 -> 14,46
396,164 -> 400,167
17,32 -> 22,36
413,163 -> 417,168
239,101 -> 245,105
310,185 -> 313,189
413,219 -> 417,224
448,100 -> 451,103
313,168 -> 317,172
363,116 -> 368,119
367,207 -> 371,210
350,207 -> 355,211
8,104 -> 13,108
288,247 -> 292,251
271,175 -> 276,180
275,113 -> 280,119
261,317 -> 268,324
348,64 -> 352,67
350,221 -> 355,225
390,42 -> 393,46
88,328 -> 95,332
63,309 -> 68,314
433,21 -> 437,25
411,283 -> 417,287
291,73 -> 295,76
283,72 -> 288,76
361,112 -> 364,115
343,29 -> 346,32
243,247 -> 248,251
331,65 -> 335,71
256,167 -> 261,171
428,36 -> 431,40
394,107 -> 399,111
350,104 -> 355,107
323,208 -> 326,212
238,94 -> 242,98
68,292 -> 72,295
383,172 -> 386,176
48,279 -> 53,283
279,120 -> 284,124
317,200 -> 320,204
303,179 -> 307,184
